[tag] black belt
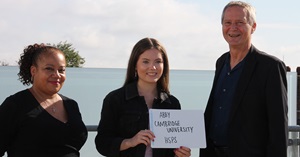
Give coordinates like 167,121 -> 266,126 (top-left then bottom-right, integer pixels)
214,146 -> 229,157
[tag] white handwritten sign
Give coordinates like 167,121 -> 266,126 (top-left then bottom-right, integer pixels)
149,109 -> 206,148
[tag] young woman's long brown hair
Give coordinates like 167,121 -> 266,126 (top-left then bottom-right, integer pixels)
124,37 -> 170,94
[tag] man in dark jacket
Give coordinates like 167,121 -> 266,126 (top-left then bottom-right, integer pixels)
200,1 -> 288,157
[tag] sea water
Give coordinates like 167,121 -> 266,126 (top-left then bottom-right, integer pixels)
0,66 -> 214,157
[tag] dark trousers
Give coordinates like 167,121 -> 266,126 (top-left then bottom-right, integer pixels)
214,146 -> 229,157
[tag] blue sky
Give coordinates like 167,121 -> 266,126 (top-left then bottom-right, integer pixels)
0,0 -> 299,70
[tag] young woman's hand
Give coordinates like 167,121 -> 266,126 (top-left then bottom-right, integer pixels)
120,129 -> 155,150
174,146 -> 191,157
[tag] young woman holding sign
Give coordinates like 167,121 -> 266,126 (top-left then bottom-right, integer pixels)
95,37 -> 191,157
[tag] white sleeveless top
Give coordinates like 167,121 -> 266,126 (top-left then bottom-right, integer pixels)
145,144 -> 153,157
145,107 -> 153,157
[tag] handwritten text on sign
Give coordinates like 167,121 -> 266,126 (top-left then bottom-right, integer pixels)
149,109 -> 206,148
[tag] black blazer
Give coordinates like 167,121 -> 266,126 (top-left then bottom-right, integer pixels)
95,82 -> 181,157
200,45 -> 288,157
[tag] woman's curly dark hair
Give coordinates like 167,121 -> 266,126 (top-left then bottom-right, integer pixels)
17,43 -> 61,86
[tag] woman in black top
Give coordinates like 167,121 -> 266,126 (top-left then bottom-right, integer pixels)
0,44 -> 87,157
95,38 -> 191,157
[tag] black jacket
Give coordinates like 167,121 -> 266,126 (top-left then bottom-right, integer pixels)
95,81 -> 181,157
200,45 -> 288,157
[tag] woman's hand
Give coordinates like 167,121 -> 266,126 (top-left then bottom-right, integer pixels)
120,129 -> 155,151
174,146 -> 191,157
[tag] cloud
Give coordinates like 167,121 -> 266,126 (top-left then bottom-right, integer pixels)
0,0 -> 299,70
0,0 -> 222,69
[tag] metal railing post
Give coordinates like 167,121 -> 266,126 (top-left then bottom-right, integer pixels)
288,130 -> 299,157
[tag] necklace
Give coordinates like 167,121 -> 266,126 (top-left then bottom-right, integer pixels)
29,88 -> 59,114
41,101 -> 58,114
52,107 -> 56,113
46,103 -> 57,113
